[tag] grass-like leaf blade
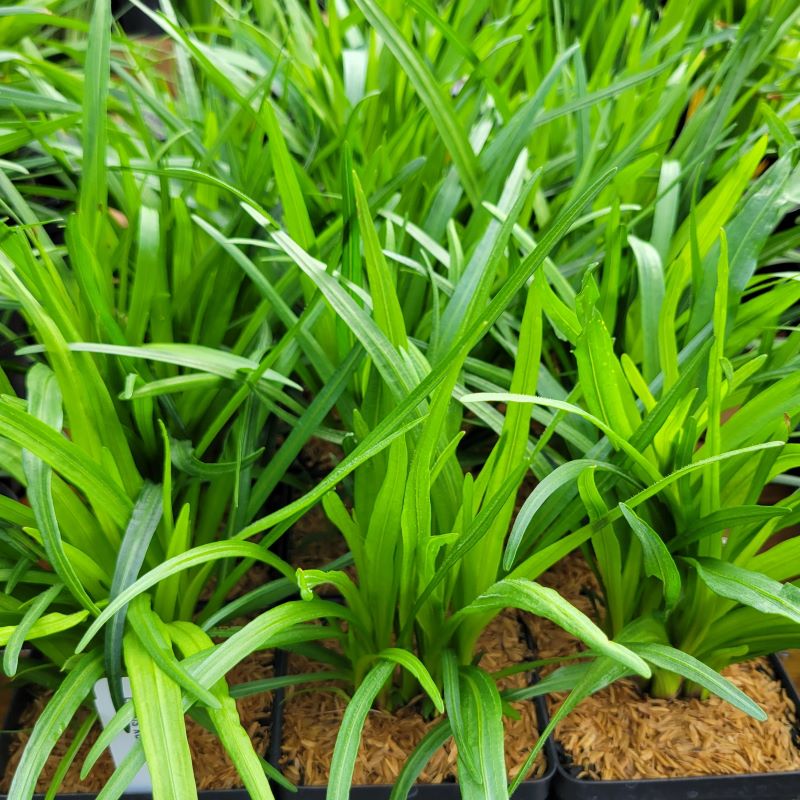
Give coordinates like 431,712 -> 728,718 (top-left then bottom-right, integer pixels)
104,481 -> 163,709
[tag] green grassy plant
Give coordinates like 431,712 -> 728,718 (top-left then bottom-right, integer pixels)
466,136 -> 800,684
0,0 -> 799,798
461,121 -> 800,797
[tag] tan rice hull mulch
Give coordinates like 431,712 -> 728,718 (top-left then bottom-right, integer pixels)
526,552 -> 800,781
0,651 -> 274,793
556,658 -> 800,780
279,611 -> 547,786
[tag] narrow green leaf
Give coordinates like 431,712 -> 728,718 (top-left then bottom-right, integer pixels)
0,394 -> 132,528
389,720 -> 451,800
20,365 -> 99,612
509,657 -> 628,794
327,660 -> 394,800
456,667 -> 508,800
78,0 -> 110,244
267,229 -> 415,401
353,0 -> 482,206
379,648 -> 444,713
0,609 -> 88,646
170,439 -> 264,478
631,642 -> 766,720
628,235 -> 664,382
578,467 -> 624,633
442,651 -> 479,782
104,481 -> 163,709
8,653 -> 103,799
701,230 -> 729,517
671,505 -> 790,552
505,460 -> 632,569
650,160 -> 681,264
461,392 -> 660,481
687,557 -> 800,626
168,623 -> 275,800
20,342 -> 301,391
453,578 -> 650,678
80,701 -> 135,779
124,634 -> 198,800
437,163 -> 536,356
77,542 -> 294,652
3,583 -> 62,676
94,745 -> 147,800
262,100 -> 314,250
127,596 -> 220,709
44,709 -> 97,800
352,171 -> 408,347
575,304 -> 640,440
619,503 -> 681,611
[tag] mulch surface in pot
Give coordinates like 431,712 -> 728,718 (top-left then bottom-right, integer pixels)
298,437 -> 343,477
557,658 -> 800,779
287,504 -> 349,573
287,437 -> 348,577
527,552 -> 800,780
0,651 -> 274,793
278,611 -> 546,787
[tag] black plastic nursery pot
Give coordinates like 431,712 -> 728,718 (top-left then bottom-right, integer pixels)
549,654 -> 800,800
0,674 -> 557,798
0,688 -> 254,799
267,649 -> 557,800
111,0 -> 162,36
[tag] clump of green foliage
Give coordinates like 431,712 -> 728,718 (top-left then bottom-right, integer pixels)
0,0 -> 799,798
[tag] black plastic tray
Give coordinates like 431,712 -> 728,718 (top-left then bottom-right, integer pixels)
268,641 -> 557,799
549,654 -> 800,800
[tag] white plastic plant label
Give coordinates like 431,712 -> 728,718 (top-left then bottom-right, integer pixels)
93,678 -> 153,793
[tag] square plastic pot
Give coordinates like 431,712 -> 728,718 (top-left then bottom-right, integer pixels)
548,654 -> 800,800
267,649 -> 557,799
0,687 -> 254,799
